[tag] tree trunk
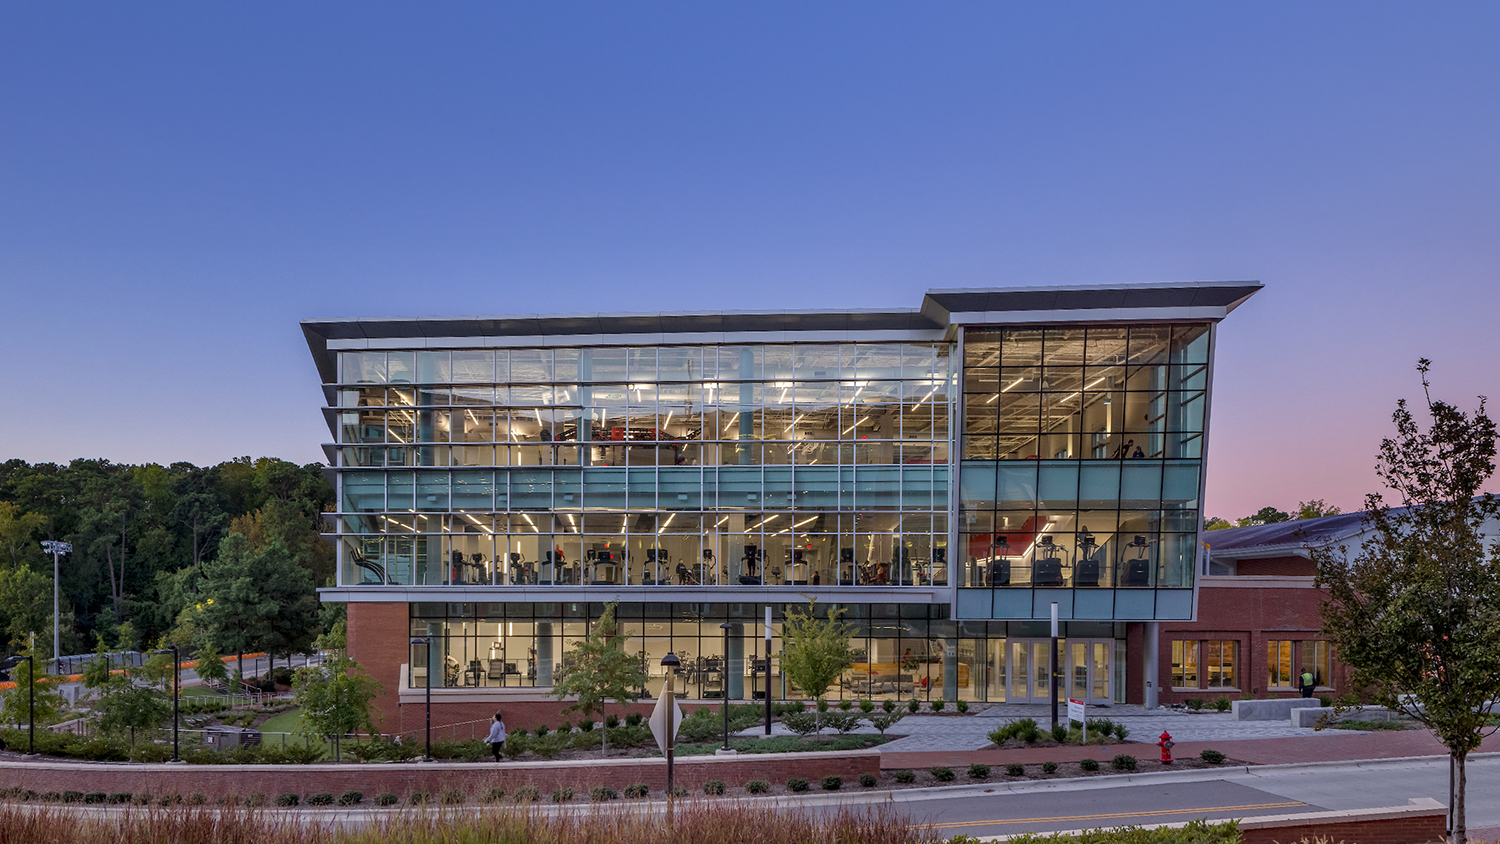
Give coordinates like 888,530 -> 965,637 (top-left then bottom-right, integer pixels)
1454,750 -> 1467,844
601,707 -> 608,757
117,515 -> 127,619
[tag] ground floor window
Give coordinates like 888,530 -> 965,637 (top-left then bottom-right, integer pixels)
1300,640 -> 1331,687
1267,640 -> 1294,689
403,601 -> 1124,704
1204,640 -> 1238,688
1170,640 -> 1198,688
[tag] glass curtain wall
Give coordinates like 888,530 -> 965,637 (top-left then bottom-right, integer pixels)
407,601 -> 1124,704
959,324 -> 1208,592
337,344 -> 954,588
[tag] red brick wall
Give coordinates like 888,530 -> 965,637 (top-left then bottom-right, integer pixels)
0,752 -> 879,800
1236,556 -> 1316,577
348,602 -> 409,734
1240,814 -> 1445,844
1157,583 -> 1349,704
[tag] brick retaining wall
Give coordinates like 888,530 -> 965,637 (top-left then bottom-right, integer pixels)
0,750 -> 878,800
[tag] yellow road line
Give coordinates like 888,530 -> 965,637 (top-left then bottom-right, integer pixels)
922,800 -> 1309,829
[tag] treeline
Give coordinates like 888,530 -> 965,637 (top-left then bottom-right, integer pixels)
0,457 -> 334,658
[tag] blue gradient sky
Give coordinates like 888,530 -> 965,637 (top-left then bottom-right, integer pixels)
2,3 -> 1496,520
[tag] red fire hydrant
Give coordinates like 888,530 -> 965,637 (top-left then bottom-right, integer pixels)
1158,730 -> 1175,764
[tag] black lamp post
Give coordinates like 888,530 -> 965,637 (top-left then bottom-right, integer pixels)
410,636 -> 432,760
660,652 -> 680,810
719,622 -> 733,752
16,655 -> 35,757
152,646 -> 181,762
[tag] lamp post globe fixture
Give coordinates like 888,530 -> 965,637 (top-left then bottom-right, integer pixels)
152,646 -> 181,762
40,541 -> 71,665
410,637 -> 433,761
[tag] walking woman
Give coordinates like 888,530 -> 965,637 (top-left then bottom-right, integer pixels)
487,710 -> 507,761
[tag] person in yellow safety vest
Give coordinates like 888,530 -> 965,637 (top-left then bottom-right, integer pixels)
1299,669 -> 1316,698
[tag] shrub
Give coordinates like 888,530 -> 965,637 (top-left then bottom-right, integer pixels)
1019,721 -> 1042,744
108,793 -> 131,805
1113,722 -> 1130,741
859,773 -> 878,787
623,783 -> 650,799
837,699 -> 852,711
822,710 -> 863,734
534,724 -> 549,737
513,785 -> 540,803
1005,763 -> 1025,777
1111,754 -> 1138,771
62,792 -> 83,804
883,699 -> 896,713
625,712 -> 642,727
1319,695 -> 1333,707
818,775 -> 842,791
929,766 -> 955,782
1080,758 -> 1099,772
557,720 -> 572,733
1215,697 -> 1232,712
786,778 -> 809,793
441,789 -> 465,805
893,769 -> 916,784
275,793 -> 300,807
968,764 -> 990,780
700,780 -> 725,796
931,700 -> 945,712
782,711 -> 821,736
590,786 -> 619,802
670,785 -> 688,798
307,793 -> 335,806
1042,761 -> 1058,774
1050,722 -> 1068,743
1201,749 -> 1227,765
339,791 -> 364,806
578,718 -> 594,732
907,698 -> 920,713
83,793 -> 106,804
550,787 -> 574,803
1185,697 -> 1205,711
957,700 -> 969,713
860,700 -> 875,713
745,779 -> 769,794
374,793 -> 397,806
41,793 -> 61,803
407,792 -> 427,806
245,793 -> 266,807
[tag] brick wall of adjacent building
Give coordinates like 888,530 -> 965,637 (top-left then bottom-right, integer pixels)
1156,572 -> 1349,705
0,752 -> 879,800
1238,814 -> 1446,844
1235,556 -> 1316,577
347,601 -> 410,734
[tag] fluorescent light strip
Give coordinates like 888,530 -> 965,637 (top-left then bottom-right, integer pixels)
841,416 -> 868,435
794,516 -> 817,528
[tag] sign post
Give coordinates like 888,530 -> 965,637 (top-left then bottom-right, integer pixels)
1068,697 -> 1086,744
651,655 -> 683,815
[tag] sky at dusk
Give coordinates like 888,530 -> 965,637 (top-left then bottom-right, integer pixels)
2,3 -> 1496,521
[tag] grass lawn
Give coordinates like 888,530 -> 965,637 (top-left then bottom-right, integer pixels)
258,707 -> 304,734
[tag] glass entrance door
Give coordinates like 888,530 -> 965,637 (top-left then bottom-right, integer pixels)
1067,640 -> 1113,705
1007,640 -> 1057,704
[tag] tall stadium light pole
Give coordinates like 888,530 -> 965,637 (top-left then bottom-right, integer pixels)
40,541 -> 72,666
410,637 -> 432,760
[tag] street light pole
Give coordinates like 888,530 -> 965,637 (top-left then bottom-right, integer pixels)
719,622 -> 733,752
40,541 -> 72,666
410,637 -> 432,760
1049,602 -> 1060,731
764,605 -> 772,736
661,652 -> 680,817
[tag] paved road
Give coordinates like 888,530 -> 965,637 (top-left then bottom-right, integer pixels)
801,755 -> 1500,838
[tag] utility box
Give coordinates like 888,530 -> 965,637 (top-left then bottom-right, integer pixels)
203,725 -> 262,750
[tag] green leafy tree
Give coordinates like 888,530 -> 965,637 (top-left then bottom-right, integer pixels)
293,653 -> 381,761
0,502 -> 47,569
1312,360 -> 1499,844
1295,499 -> 1342,520
0,634 -> 66,727
781,598 -> 855,730
197,533 -> 319,678
82,639 -> 168,736
1203,517 -> 1232,531
194,643 -> 229,688
549,601 -> 647,757
0,566 -> 50,649
1235,506 -> 1291,527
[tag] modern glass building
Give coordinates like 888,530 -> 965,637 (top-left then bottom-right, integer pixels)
303,282 -> 1258,723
